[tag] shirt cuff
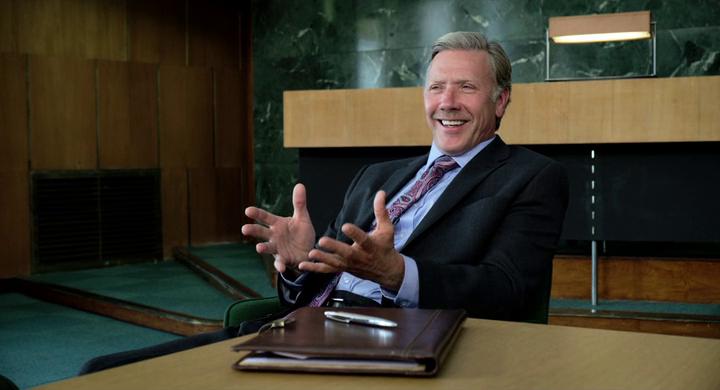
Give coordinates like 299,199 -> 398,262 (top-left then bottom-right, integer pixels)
381,255 -> 419,308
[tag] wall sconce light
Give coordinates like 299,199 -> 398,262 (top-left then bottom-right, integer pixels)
549,11 -> 651,44
545,11 -> 656,81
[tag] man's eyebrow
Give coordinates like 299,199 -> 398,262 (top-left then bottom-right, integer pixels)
428,79 -> 473,85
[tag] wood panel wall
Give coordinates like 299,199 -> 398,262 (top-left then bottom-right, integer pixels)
283,76 -> 720,147
551,256 -> 720,303
0,0 -> 254,277
159,65 -> 215,169
188,168 -> 244,245
127,0 -> 186,65
29,55 -> 97,170
0,54 -> 27,170
283,88 -> 430,147
14,0 -> 127,60
550,255 -> 720,338
162,168 -> 189,257
0,53 -> 30,277
98,61 -> 158,169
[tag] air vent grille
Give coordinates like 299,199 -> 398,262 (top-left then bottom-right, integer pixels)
32,171 -> 162,267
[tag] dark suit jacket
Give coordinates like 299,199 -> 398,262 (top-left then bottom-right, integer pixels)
279,136 -> 569,323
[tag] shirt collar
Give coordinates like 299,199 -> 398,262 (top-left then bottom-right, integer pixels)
427,135 -> 496,169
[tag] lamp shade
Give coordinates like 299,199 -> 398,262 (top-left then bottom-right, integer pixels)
549,11 -> 651,44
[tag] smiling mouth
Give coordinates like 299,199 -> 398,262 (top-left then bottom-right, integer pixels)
438,119 -> 468,127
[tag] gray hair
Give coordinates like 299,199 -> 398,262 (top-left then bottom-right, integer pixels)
429,31 -> 512,102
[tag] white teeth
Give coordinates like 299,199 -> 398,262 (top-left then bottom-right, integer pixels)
440,120 -> 466,126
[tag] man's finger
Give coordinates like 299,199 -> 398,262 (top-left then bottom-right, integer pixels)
306,249 -> 346,272
255,241 -> 276,255
341,223 -> 371,249
373,191 -> 392,227
308,242 -> 352,267
241,224 -> 271,241
273,257 -> 287,273
245,206 -> 278,227
292,183 -> 311,221
298,260 -> 338,274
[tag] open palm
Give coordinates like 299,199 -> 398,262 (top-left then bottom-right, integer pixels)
241,184 -> 316,273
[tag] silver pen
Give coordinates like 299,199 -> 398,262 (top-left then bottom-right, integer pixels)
324,311 -> 398,328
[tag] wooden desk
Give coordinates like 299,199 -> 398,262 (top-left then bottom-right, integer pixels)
37,319 -> 720,390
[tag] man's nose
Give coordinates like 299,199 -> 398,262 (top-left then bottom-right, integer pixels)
439,88 -> 460,110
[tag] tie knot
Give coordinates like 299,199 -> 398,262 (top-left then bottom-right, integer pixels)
432,155 -> 458,172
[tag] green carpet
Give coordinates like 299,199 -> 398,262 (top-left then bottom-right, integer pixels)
0,243 -> 276,389
189,243 -> 277,299
0,293 -> 181,389
29,243 -> 276,319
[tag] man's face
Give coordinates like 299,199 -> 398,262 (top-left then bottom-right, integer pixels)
424,50 -> 509,156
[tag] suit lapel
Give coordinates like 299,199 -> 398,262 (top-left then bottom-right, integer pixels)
403,137 -> 510,246
355,154 -> 428,230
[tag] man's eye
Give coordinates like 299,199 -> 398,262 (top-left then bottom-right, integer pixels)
462,84 -> 475,90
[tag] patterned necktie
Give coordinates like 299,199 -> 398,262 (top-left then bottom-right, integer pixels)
385,155 -> 459,225
309,155 -> 459,307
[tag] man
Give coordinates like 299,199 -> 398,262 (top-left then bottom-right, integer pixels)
242,31 -> 569,322
79,31 -> 567,374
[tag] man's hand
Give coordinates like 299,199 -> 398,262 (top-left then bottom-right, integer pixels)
241,183 -> 316,274
301,191 -> 405,291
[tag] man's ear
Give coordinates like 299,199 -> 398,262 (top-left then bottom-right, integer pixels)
494,88 -> 511,130
494,88 -> 511,118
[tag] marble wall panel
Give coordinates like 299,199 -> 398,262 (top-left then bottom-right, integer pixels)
255,162 -> 298,215
660,27 -> 720,76
502,38 -> 547,83
548,39 -> 654,80
647,0 -> 720,29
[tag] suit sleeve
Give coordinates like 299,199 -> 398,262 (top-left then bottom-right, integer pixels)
416,160 -> 569,320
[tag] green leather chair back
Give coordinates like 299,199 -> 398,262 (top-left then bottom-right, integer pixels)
223,296 -> 283,328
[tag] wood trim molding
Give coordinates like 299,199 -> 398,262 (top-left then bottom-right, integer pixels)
283,76 -> 720,147
5,278 -> 222,336
549,315 -> 720,339
173,247 -> 261,300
